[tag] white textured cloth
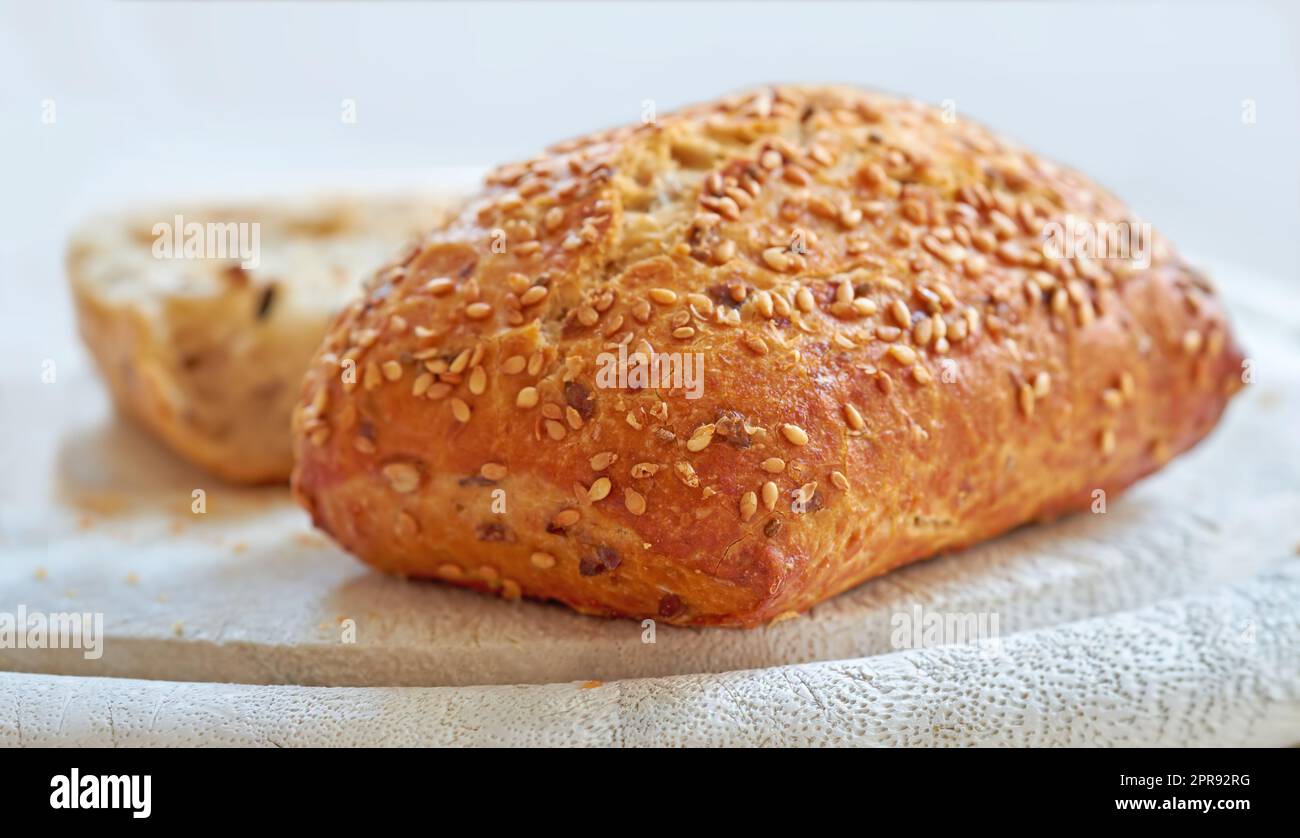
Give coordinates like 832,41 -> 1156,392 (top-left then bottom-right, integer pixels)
3,568 -> 1297,746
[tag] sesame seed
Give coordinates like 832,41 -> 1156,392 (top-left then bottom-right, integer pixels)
890,300 -> 910,328
783,164 -> 811,186
1119,371 -> 1136,400
480,462 -> 508,480
630,462 -> 659,478
763,247 -> 793,272
588,477 -> 612,502
792,481 -> 818,512
1018,382 -> 1035,418
781,423 -> 810,446
382,463 -> 420,493
363,361 -> 382,391
502,354 -> 527,374
913,318 -> 933,347
887,344 -> 917,366
552,508 -> 580,528
437,563 -> 464,581
590,451 -> 617,470
516,386 -> 539,409
412,372 -> 433,396
1102,388 -> 1124,409
465,302 -> 493,320
853,298 -> 878,316
743,334 -> 769,355
426,277 -> 455,295
1033,371 -> 1051,398
520,286 -> 549,306
761,457 -> 786,473
545,419 -> 566,440
1100,428 -> 1116,455
624,488 -> 646,515
427,382 -> 452,400
761,481 -> 778,511
912,364 -> 932,385
795,287 -> 815,312
1182,329 -> 1203,355
395,511 -> 418,538
843,403 -> 865,430
450,398 -> 472,423
649,288 -> 678,305
530,551 -> 556,570
740,491 -> 758,521
381,360 -> 403,381
683,292 -> 711,313
468,365 -> 487,395
506,272 -> 531,294
675,461 -> 700,488
1051,288 -> 1069,314
831,470 -> 850,491
500,579 -> 521,600
449,348 -> 472,374
686,423 -> 716,452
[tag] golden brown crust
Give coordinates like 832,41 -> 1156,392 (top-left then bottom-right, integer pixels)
291,86 -> 1244,626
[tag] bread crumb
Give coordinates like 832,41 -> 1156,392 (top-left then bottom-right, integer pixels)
580,680 -> 603,690
33,567 -> 47,581
172,621 -> 184,637
125,572 -> 139,585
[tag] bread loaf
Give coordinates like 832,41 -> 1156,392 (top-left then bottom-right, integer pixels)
69,195 -> 455,483
291,86 -> 1244,626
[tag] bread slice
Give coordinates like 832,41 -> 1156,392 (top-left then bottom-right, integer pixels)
69,194 -> 460,483
291,86 -> 1245,626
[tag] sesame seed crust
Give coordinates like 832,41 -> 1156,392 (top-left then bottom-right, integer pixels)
292,85 -> 1245,627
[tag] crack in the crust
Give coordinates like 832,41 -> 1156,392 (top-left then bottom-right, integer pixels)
711,535 -> 745,577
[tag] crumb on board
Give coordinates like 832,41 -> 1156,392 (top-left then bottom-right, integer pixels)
33,567 -> 47,581
581,680 -> 603,690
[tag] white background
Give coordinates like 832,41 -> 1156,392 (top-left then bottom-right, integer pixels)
1,0 -> 1296,375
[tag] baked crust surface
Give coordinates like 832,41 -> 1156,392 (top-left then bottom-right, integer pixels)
292,86 -> 1244,626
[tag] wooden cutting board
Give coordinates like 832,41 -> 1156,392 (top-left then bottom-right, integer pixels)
2,268 -> 1298,690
